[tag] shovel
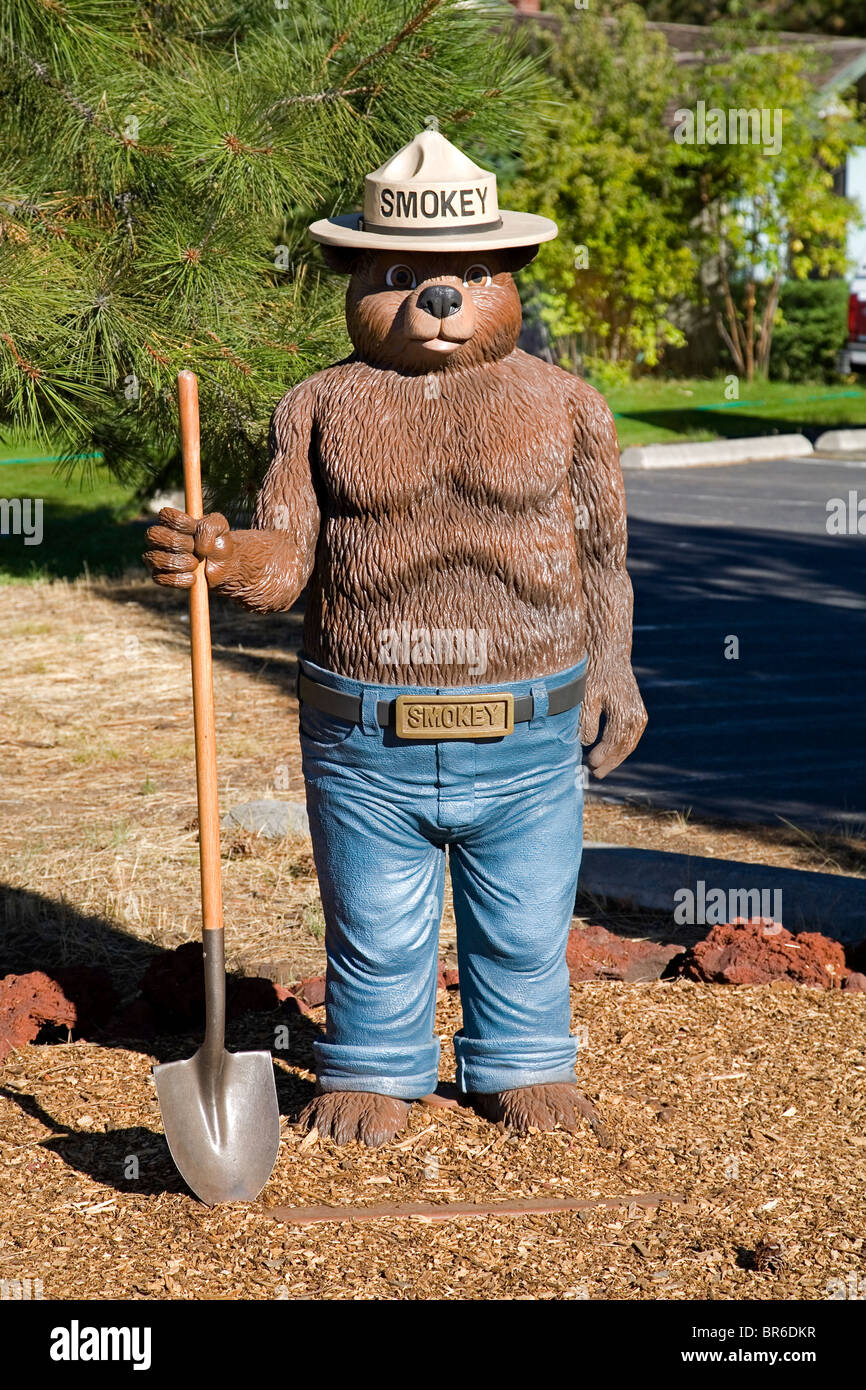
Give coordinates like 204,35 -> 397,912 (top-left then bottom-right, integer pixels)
154,370 -> 280,1206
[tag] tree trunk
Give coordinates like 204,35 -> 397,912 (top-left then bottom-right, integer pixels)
757,273 -> 783,376
716,260 -> 747,377
744,279 -> 756,381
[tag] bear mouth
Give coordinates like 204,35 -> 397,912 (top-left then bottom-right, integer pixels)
415,336 -> 463,354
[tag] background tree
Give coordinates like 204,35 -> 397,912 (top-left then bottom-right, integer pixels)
637,1 -> 866,38
685,20 -> 863,380
504,2 -> 697,377
0,0 -> 545,510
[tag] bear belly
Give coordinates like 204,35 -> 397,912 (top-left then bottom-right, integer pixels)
302,509 -> 584,686
304,355 -> 586,684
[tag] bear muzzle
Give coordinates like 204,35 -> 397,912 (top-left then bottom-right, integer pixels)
405,282 -> 477,348
416,285 -> 462,319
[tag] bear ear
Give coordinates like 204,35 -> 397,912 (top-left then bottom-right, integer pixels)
318,243 -> 363,275
499,244 -> 540,274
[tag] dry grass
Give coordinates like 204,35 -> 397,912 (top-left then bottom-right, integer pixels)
1,576 -> 865,1301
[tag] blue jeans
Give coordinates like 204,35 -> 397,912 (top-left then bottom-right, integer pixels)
298,655 -> 586,1098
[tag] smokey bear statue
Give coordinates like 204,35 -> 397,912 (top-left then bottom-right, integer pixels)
146,132 -> 647,1147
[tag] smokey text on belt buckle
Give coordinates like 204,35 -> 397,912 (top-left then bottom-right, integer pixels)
394,692 -> 514,740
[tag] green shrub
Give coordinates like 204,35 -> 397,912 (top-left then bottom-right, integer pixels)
768,279 -> 849,382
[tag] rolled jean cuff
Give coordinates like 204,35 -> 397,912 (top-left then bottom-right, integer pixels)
453,1033 -> 578,1094
313,1039 -> 441,1099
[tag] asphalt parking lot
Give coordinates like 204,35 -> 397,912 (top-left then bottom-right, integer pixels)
599,455 -> 866,829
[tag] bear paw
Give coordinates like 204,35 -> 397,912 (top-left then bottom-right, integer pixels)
300,1091 -> 411,1148
471,1083 -> 610,1145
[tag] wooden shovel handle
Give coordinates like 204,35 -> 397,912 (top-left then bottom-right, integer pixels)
178,370 -> 223,934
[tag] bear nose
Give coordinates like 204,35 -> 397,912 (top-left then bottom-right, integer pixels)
416,285 -> 462,319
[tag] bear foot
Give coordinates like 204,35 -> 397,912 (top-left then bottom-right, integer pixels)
300,1091 -> 410,1148
470,1083 -> 610,1144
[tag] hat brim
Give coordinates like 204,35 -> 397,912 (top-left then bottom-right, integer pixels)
308,210 -> 557,253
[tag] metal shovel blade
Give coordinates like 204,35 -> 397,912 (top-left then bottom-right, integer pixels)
155,1047 -> 280,1207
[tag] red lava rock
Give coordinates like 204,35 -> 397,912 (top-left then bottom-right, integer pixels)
842,971 -> 866,993
293,975 -> 326,1007
52,966 -> 116,1033
0,972 -> 78,1061
680,918 -> 848,988
140,942 -> 205,1025
435,967 -> 459,992
418,1083 -> 464,1110
102,999 -> 157,1042
566,923 -> 684,984
229,974 -> 285,1014
279,991 -> 316,1019
141,942 -> 289,1030
847,941 -> 866,975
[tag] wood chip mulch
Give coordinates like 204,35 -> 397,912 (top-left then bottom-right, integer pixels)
2,981 -> 864,1301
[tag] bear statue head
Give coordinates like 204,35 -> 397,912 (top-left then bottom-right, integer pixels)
320,244 -> 539,375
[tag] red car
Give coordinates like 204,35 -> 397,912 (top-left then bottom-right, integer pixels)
842,259 -> 866,373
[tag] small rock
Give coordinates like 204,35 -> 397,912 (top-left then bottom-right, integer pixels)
843,971 -> 866,992
680,918 -> 847,988
0,966 -> 117,1059
566,923 -> 683,984
293,975 -> 326,1008
221,800 -> 309,840
0,971 -> 78,1060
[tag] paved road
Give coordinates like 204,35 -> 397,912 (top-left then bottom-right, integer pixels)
599,455 -> 866,829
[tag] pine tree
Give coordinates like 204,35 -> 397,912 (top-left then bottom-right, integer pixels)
0,0 -> 544,511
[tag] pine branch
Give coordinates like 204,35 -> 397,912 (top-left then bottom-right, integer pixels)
341,0 -> 444,83
2,334 -> 41,380
9,40 -> 170,153
264,85 -> 379,117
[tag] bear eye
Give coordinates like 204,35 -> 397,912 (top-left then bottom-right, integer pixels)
385,264 -> 417,290
463,264 -> 492,287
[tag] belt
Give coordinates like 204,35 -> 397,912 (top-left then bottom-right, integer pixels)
297,669 -> 586,741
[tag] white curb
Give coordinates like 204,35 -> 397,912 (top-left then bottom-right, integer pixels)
620,433 -> 813,470
813,428 -> 866,454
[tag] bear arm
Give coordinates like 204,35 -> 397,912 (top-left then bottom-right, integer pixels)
213,386 -> 321,613
569,384 -> 637,685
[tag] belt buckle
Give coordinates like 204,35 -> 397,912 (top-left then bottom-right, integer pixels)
394,692 -> 514,740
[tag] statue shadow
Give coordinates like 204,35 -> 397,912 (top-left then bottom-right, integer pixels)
101,572 -> 306,701
1,882 -> 321,1196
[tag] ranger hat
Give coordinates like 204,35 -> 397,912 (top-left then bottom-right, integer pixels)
309,129 -> 557,253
